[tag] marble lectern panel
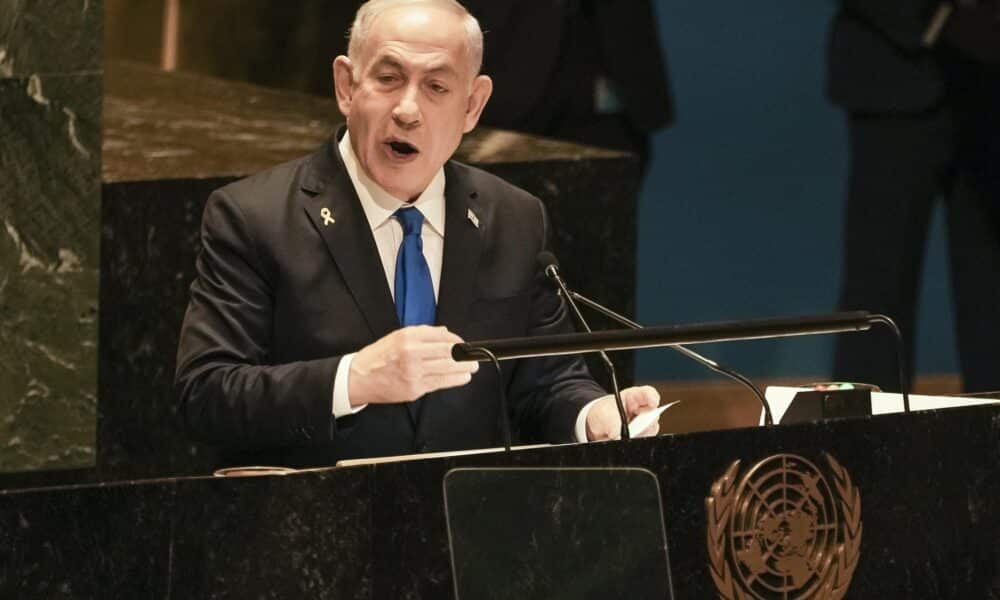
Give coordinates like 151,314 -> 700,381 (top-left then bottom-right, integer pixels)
0,0 -> 102,76
0,406 -> 998,597
0,479 -> 172,597
0,1 -> 102,473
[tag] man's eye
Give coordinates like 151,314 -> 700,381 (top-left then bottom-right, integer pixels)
429,83 -> 449,94
377,75 -> 399,84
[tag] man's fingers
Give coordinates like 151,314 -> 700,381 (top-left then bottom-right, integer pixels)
402,325 -> 465,344
421,357 -> 479,376
386,327 -> 465,360
394,341 -> 464,361
422,372 -> 475,392
623,385 -> 660,417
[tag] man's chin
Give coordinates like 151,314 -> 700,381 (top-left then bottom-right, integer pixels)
370,171 -> 427,202
365,146 -> 453,199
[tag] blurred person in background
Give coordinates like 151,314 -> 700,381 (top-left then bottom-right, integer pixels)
467,0 -> 674,176
828,0 -> 1000,392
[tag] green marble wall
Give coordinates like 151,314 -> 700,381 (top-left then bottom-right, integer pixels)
0,0 -> 102,471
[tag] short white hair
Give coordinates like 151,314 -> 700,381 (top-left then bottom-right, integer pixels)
347,0 -> 484,77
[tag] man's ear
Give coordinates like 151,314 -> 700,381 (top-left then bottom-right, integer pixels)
462,74 -> 493,133
332,56 -> 355,118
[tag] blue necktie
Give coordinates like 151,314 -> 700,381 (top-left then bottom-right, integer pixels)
393,207 -> 436,326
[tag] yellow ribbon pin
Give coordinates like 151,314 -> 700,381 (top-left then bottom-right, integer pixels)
320,207 -> 335,226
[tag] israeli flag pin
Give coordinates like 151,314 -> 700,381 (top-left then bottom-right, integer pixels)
466,208 -> 479,229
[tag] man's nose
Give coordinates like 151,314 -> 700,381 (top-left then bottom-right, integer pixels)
392,86 -> 422,129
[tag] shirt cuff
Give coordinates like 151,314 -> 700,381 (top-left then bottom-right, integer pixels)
332,353 -> 368,418
574,395 -> 608,443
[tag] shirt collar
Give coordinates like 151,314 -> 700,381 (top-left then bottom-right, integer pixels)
338,131 -> 446,236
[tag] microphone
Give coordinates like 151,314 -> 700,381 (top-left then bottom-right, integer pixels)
536,252 -> 631,441
537,252 -> 775,426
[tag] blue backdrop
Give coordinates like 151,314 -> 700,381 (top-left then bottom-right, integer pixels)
635,0 -> 958,381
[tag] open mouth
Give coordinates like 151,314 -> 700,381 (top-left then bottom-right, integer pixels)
387,140 -> 419,158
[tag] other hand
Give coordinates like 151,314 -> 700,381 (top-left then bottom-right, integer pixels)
585,385 -> 661,441
348,326 -> 478,406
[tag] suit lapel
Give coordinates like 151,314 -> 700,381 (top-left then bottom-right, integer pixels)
299,138 -> 399,342
418,165 -> 483,432
436,164 -> 482,334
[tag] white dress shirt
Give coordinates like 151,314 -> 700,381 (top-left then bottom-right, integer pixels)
331,133 -> 598,442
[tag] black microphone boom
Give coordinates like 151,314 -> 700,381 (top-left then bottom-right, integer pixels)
566,290 -> 778,426
535,251 -> 779,425
477,251 -> 909,421
536,251 -> 631,441
453,311 -> 874,361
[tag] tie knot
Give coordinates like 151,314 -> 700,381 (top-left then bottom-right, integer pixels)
394,206 -> 424,236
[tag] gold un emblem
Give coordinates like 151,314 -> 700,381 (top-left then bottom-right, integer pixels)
706,453 -> 862,600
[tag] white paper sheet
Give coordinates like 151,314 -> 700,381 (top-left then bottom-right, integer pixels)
762,386 -> 1000,425
628,401 -> 680,437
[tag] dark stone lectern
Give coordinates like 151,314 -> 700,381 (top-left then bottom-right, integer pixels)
1,405 -> 997,598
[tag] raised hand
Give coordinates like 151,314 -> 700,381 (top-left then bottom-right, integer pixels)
585,385 -> 662,441
348,326 -> 479,406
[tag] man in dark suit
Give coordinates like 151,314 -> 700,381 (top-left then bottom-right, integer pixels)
828,0 -> 1000,392
175,0 -> 660,467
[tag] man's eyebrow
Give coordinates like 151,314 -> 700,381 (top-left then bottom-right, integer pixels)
372,56 -> 405,71
371,55 -> 458,78
424,63 -> 459,77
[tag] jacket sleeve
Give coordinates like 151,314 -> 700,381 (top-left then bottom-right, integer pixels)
174,188 -> 340,448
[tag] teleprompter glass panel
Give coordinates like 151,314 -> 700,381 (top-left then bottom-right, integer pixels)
444,467 -> 673,600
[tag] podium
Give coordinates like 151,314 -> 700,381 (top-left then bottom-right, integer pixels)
1,404 -> 998,598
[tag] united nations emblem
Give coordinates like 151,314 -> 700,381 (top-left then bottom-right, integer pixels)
705,453 -> 862,599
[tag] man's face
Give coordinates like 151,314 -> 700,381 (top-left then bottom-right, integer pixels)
333,5 -> 492,201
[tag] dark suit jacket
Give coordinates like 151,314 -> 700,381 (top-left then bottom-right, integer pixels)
827,0 -> 947,113
469,0 -> 674,134
174,133 -> 606,467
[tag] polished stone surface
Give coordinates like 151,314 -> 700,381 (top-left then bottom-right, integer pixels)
102,62 -> 622,184
0,479 -> 171,597
0,406 -> 997,598
169,471 -> 372,599
98,177 -> 228,478
0,0 -> 102,76
0,1 -> 102,473
97,61 -> 639,480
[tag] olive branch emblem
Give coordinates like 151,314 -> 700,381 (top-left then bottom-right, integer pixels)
706,453 -> 862,599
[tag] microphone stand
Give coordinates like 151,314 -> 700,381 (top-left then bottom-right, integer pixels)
545,265 -> 631,441
867,314 -> 911,412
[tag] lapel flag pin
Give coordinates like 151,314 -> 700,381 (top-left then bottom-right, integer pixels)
466,208 -> 479,229
320,207 -> 335,226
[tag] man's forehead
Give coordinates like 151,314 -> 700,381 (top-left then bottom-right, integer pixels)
360,5 -> 470,67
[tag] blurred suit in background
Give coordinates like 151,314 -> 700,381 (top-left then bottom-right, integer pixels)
467,0 -> 674,175
828,0 -> 1000,392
